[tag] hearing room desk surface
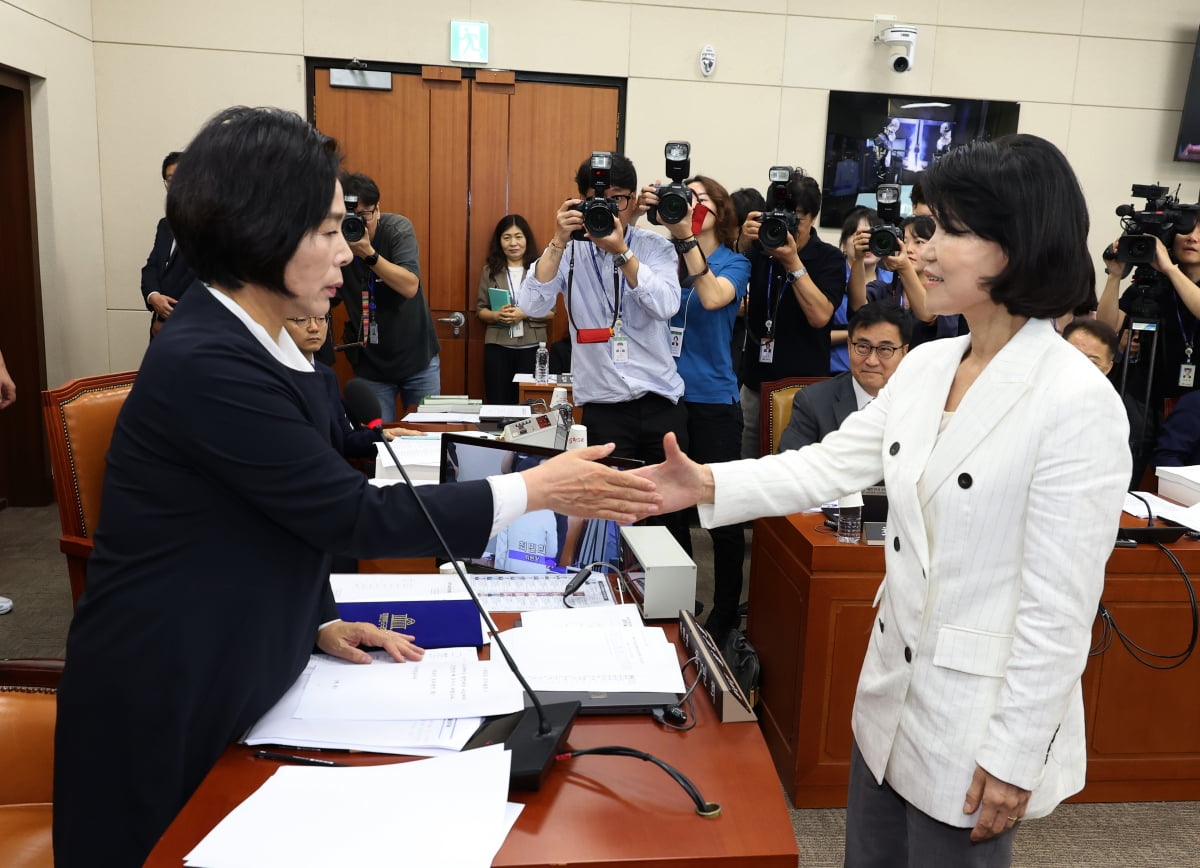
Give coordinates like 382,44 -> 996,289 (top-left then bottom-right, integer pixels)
146,622 -> 798,868
748,512 -> 1200,808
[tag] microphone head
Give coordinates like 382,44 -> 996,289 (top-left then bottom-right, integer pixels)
343,378 -> 383,429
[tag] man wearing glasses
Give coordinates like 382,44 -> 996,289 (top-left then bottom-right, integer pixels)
336,172 -> 441,422
779,300 -> 912,451
141,151 -> 203,338
517,152 -> 692,551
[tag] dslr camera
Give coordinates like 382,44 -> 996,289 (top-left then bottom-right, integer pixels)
342,195 -> 367,243
570,151 -> 620,241
869,184 -> 904,257
647,141 -> 693,227
1113,184 -> 1198,264
758,166 -> 799,249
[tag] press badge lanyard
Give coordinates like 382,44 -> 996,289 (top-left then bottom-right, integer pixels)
356,262 -> 378,346
759,262 -> 788,363
505,267 -> 527,340
564,241 -> 626,356
669,287 -> 695,359
1176,295 -> 1197,387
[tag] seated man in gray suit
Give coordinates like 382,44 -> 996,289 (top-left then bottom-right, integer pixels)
779,300 -> 912,451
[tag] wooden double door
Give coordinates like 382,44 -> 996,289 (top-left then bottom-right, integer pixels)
311,65 -> 621,401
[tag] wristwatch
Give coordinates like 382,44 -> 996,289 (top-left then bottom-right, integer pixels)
363,251 -> 380,268
673,238 -> 700,255
612,249 -> 634,268
787,266 -> 808,284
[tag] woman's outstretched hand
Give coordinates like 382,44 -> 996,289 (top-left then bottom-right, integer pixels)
629,433 -> 716,515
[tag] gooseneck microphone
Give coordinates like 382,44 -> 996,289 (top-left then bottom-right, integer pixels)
341,378 -> 580,790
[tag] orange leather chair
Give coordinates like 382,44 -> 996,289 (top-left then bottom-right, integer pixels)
0,659 -> 63,868
758,377 -> 826,456
41,371 -> 137,607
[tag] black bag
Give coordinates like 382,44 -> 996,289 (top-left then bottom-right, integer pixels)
719,628 -> 761,708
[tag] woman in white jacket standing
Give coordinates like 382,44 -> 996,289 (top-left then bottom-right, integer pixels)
634,134 -> 1130,867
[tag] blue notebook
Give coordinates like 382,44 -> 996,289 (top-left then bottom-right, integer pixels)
335,598 -> 484,649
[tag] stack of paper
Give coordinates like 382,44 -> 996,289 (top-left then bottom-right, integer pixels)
1125,491 -> 1200,532
373,431 -> 490,482
184,746 -> 519,868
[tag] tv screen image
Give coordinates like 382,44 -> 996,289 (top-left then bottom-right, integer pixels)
1175,25 -> 1200,163
439,433 -> 640,574
821,90 -> 1020,228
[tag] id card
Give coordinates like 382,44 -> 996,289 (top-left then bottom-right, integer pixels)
369,321 -> 380,345
612,337 -> 629,364
669,326 -> 684,358
759,337 -> 775,364
509,320 -> 524,340
1181,364 -> 1196,388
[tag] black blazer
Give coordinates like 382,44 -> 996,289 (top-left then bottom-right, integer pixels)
778,371 -> 859,452
140,217 -> 203,309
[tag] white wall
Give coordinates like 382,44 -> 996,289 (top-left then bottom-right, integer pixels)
3,0 -> 1199,380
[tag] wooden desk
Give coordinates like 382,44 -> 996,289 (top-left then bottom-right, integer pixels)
147,624 -> 798,867
748,512 -> 1200,807
517,380 -> 583,424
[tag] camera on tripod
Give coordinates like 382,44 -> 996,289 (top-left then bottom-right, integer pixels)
647,141 -> 693,227
342,195 -> 367,243
869,183 -> 904,257
758,166 -> 800,249
1113,184 -> 1198,264
570,151 -> 620,241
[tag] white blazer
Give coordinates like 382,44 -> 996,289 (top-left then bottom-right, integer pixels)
701,318 -> 1130,827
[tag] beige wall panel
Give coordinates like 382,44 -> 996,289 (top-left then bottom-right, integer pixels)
1075,36 -> 1193,112
784,15 -> 935,94
1068,105 -> 1194,284
6,0 -> 92,39
638,0 -> 786,14
303,0 -> 471,63
1,3 -> 108,384
930,28 -> 1079,104
1081,1 -> 1199,42
95,43 -> 305,314
623,78 -> 786,196
936,0 -> 1084,35
784,1 -> 938,25
630,5 -> 785,84
776,87 -> 830,186
107,310 -> 151,372
1012,100 -> 1073,149
92,0 -> 302,54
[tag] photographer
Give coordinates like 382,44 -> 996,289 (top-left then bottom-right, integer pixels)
735,167 -> 846,458
516,152 -> 691,551
336,172 -> 440,422
1096,213 -> 1200,467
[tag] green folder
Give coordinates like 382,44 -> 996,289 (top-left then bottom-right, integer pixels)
488,287 -> 511,310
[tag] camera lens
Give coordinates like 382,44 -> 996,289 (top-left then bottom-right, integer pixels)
869,226 -> 903,258
1117,235 -> 1156,264
342,213 -> 366,243
657,191 -> 690,225
759,216 -> 789,249
583,202 -> 616,238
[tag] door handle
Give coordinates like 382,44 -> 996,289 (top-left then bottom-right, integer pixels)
437,311 -> 466,336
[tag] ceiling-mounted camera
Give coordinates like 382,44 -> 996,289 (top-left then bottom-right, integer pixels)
874,19 -> 917,73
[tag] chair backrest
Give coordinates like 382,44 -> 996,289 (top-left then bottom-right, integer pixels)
759,377 -> 826,456
0,659 -> 62,807
41,371 -> 136,605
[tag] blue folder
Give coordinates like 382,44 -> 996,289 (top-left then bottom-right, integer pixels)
335,598 -> 484,648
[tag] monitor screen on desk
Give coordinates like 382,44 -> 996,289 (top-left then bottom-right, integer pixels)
439,433 -> 641,574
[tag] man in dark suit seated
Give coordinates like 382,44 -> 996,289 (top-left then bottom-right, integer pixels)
1154,389 -> 1200,467
778,300 -> 912,451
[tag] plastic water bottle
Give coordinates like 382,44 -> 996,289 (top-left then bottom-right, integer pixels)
837,491 -> 863,544
534,342 -> 550,384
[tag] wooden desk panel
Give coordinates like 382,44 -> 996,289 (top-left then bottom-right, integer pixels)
748,512 -> 1200,807
147,625 -> 798,867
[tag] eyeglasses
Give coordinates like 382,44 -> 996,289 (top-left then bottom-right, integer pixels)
354,206 -> 379,220
609,194 -> 633,209
286,315 -> 332,327
850,340 -> 904,360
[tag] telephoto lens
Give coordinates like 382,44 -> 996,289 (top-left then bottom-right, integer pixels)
342,194 -> 366,242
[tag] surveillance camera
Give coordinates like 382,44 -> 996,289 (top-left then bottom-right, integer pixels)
877,24 -> 917,74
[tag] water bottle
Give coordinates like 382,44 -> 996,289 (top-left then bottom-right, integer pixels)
534,342 -> 550,384
836,491 -> 863,544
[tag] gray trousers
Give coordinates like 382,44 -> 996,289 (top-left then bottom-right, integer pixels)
845,741 -> 1016,868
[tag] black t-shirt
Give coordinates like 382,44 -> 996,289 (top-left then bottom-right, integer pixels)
741,228 -> 847,389
1113,275 -> 1199,405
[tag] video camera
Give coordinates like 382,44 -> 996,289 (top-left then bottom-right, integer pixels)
758,166 -> 799,249
1113,184 -> 1198,264
570,152 -> 620,241
342,195 -> 367,243
647,141 -> 693,227
869,184 -> 904,257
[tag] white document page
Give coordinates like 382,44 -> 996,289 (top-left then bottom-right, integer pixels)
1125,492 -> 1200,531
518,602 -> 643,630
295,655 -> 523,720
184,746 -> 518,868
497,624 -> 685,693
479,404 -> 532,418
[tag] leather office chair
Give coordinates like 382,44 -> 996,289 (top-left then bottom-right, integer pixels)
0,659 -> 63,868
41,371 -> 137,607
759,377 -> 826,456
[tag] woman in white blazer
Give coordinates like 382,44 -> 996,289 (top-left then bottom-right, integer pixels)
636,135 -> 1130,867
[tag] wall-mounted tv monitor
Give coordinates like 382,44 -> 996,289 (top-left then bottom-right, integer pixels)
1175,26 -> 1200,163
438,433 -> 641,574
820,90 -> 1021,228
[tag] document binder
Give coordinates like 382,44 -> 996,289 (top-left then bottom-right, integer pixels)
335,598 -> 484,649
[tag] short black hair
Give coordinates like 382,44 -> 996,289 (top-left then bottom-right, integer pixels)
901,214 -> 934,241
910,177 -> 925,208
161,151 -> 183,179
340,172 -> 380,208
730,187 -> 766,225
1063,318 -> 1118,361
840,207 -> 881,248
849,299 -> 914,346
167,106 -> 342,297
921,134 -> 1093,319
787,169 -> 821,218
575,153 -> 637,196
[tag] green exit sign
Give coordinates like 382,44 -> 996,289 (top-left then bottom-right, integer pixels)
450,20 -> 489,64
